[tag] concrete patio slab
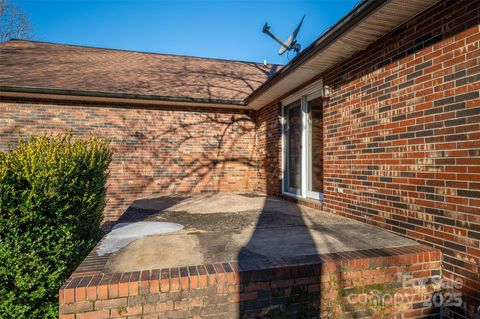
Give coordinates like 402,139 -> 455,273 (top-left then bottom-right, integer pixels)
63,193 -> 441,319
101,193 -> 416,272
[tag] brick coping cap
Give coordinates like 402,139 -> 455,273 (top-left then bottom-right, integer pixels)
63,244 -> 440,290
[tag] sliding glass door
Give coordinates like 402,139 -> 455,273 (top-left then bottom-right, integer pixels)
283,96 -> 323,200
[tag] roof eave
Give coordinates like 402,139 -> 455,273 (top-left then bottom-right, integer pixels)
244,0 -> 442,110
0,85 -> 249,109
244,0 -> 386,105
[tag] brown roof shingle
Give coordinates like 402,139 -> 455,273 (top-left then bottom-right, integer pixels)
0,40 -> 281,102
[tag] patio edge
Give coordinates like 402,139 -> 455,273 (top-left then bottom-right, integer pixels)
59,244 -> 442,318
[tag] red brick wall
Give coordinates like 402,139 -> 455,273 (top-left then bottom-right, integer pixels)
255,102 -> 282,195
256,0 -> 480,317
0,100 -> 257,222
59,246 -> 441,319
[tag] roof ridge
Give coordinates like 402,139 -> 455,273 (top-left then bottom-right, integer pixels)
7,39 -> 283,67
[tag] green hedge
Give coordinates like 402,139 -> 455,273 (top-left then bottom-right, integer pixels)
0,133 -> 112,318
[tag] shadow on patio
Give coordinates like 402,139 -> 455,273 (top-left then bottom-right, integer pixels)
61,192 -> 442,319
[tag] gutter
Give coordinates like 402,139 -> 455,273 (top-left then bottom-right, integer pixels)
0,85 -> 247,107
244,0 -> 387,104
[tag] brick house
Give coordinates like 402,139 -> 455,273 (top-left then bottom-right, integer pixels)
1,0 -> 479,317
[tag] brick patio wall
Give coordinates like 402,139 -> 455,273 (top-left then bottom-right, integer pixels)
255,102 -> 282,195
0,101 -> 257,222
257,0 -> 480,317
59,246 -> 441,319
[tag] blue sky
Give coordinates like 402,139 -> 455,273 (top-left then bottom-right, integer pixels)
16,0 -> 359,65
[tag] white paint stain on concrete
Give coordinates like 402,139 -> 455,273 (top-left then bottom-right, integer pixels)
97,221 -> 183,256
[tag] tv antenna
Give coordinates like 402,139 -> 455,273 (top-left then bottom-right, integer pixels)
262,15 -> 305,56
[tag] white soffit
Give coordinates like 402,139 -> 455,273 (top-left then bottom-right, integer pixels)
248,0 -> 441,110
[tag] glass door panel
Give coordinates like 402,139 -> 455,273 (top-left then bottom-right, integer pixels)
286,100 -> 302,194
307,97 -> 323,199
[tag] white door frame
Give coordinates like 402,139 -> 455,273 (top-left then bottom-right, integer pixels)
281,80 -> 324,201
300,95 -> 308,199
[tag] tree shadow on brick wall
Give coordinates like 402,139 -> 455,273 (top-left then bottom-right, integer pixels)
104,109 -> 258,226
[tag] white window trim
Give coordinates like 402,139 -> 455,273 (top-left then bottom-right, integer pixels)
281,79 -> 325,201
281,79 -> 324,106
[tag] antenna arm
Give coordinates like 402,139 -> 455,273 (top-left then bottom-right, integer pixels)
263,27 -> 289,50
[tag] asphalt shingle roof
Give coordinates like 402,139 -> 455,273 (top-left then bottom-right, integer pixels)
0,40 -> 281,102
